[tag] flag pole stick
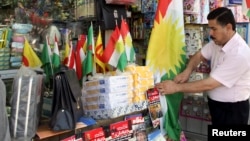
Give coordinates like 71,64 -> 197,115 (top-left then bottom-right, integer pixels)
91,21 -> 96,75
46,36 -> 54,75
97,25 -> 101,74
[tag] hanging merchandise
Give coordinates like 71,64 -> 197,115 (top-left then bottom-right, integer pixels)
76,0 -> 96,19
0,79 -> 11,141
105,0 -> 136,5
96,0 -> 127,29
47,25 -> 61,46
9,67 -> 44,140
50,67 -> 83,131
50,74 -> 75,131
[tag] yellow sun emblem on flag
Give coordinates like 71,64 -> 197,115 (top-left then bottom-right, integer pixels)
146,13 -> 186,79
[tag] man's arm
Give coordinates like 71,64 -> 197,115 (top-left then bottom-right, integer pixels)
186,50 -> 206,72
156,77 -> 222,95
174,50 -> 205,83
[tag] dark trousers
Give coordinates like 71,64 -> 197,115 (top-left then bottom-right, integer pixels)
207,96 -> 249,125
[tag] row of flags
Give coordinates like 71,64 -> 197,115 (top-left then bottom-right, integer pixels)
21,0 -> 250,140
21,0 -> 186,139
21,18 -> 136,83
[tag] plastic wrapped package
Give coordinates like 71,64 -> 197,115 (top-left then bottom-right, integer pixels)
9,67 -> 44,140
0,79 -> 11,141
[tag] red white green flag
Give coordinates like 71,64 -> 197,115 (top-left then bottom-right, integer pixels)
120,18 -> 136,63
102,26 -> 127,72
75,35 -> 87,80
242,0 -> 250,18
146,0 -> 186,140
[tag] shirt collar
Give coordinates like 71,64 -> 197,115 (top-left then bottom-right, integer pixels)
222,32 -> 240,53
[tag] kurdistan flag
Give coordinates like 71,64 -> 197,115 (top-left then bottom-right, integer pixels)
120,18 -> 136,63
146,0 -> 186,140
75,35 -> 86,80
102,26 -> 127,72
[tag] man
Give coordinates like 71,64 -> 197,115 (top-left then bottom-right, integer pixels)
155,7 -> 250,125
135,130 -> 147,141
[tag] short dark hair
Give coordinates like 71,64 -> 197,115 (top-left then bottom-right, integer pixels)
207,7 -> 236,31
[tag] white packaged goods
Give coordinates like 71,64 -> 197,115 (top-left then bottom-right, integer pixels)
83,75 -> 131,87
82,69 -> 150,119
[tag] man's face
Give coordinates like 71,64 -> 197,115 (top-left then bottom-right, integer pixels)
208,19 -> 229,46
136,132 -> 146,141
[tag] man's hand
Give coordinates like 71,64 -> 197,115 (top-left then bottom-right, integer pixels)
155,80 -> 179,95
174,70 -> 191,84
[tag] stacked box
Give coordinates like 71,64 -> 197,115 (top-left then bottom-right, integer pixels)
184,0 -> 201,23
183,0 -> 209,24
82,70 -> 150,119
82,74 -> 133,110
125,65 -> 154,103
0,48 -> 10,70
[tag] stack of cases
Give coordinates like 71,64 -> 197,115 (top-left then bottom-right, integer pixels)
82,74 -> 133,118
0,27 -> 11,70
125,65 -> 154,104
183,0 -> 209,24
0,48 -> 10,70
10,23 -> 32,68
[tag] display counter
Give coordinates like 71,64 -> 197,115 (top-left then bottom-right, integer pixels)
34,109 -> 148,141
